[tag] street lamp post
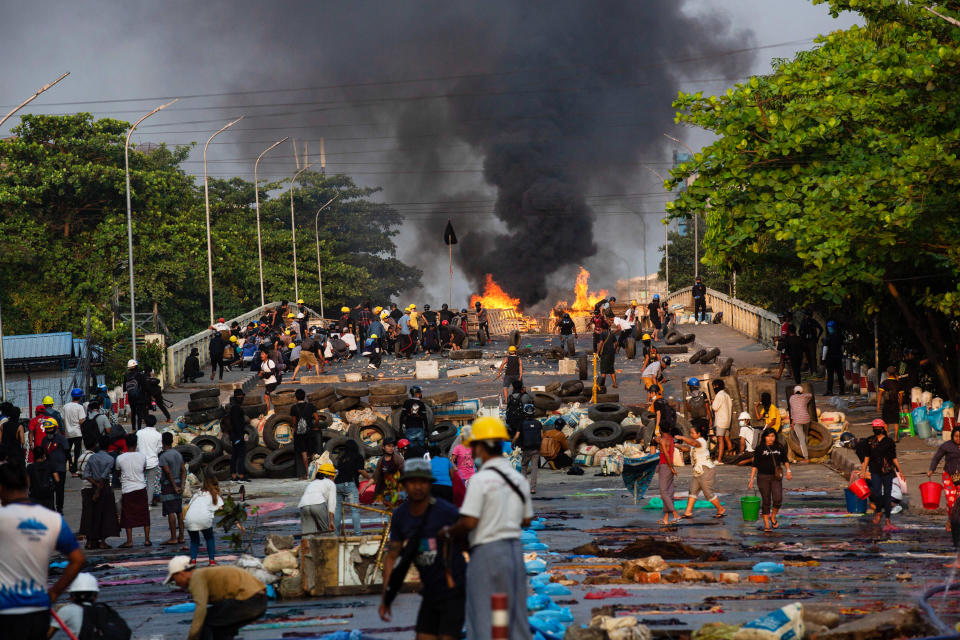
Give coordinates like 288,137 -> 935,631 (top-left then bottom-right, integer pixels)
203,116 -> 243,326
314,195 -> 339,321
0,72 -> 71,399
125,99 -> 178,360
289,164 -> 313,302
254,137 -> 288,306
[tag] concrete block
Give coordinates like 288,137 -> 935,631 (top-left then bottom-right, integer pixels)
265,534 -> 295,555
344,372 -> 363,382
558,359 -> 577,375
447,366 -> 480,378
299,375 -> 341,384
416,360 -> 439,380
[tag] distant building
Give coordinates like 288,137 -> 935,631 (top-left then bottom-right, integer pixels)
616,273 -> 668,303
1,332 -> 101,416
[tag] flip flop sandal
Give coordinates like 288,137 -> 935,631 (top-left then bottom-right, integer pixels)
118,542 -> 134,549
144,541 -> 153,547
713,512 -> 726,519
771,519 -> 779,528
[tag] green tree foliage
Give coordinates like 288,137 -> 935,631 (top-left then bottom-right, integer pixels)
0,114 -> 420,341
666,0 -> 960,397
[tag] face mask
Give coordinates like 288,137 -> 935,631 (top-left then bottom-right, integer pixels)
474,457 -> 484,468
873,428 -> 885,436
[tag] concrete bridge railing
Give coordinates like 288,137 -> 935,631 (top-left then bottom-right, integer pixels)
665,286 -> 780,349
164,302 -> 322,387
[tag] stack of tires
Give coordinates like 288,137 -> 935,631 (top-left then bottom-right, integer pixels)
566,402 -> 644,456
663,329 -> 696,346
182,388 -> 225,425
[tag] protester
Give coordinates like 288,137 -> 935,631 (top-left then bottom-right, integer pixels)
117,433 -> 151,548
597,329 -> 618,388
259,349 -> 280,412
399,387 -> 429,454
182,347 -> 203,383
641,347 -> 664,399
799,310 -> 823,374
0,460 -> 85,639
754,392 -> 782,433
929,428 -> 960,531
497,345 -> 524,402
823,320 -> 845,395
137,414 -> 163,506
27,446 -> 57,511
692,276 -> 707,323
737,411 -> 757,457
684,378 -> 712,454
374,438 -> 405,507
145,371 -> 172,423
504,380 -> 532,438
711,379 -> 733,463
513,404 -> 543,494
41,395 -> 65,436
677,423 -> 725,519
554,312 -> 577,349
333,439 -> 370,536
379,458 -> 466,640
209,331 -> 227,381
185,475 -> 224,565
49,572 -> 130,640
290,389 -> 320,479
79,435 -> 119,550
163,556 -> 267,640
159,432 -> 186,546
657,425 -> 680,526
227,390 -> 248,482
450,426 -> 476,485
63,388 -> 86,476
649,385 -> 677,451
445,417 -> 532,640
878,366 -> 904,443
588,305 -> 609,354
860,419 -> 905,527
646,294 -> 662,341
41,419 -> 68,513
748,427 -> 792,532
429,444 -> 458,502
123,360 -> 149,431
778,324 -> 806,385
788,385 -> 813,460
299,462 -> 337,534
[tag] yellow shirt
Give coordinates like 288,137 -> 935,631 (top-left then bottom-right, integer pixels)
188,566 -> 265,639
409,311 -> 419,330
763,405 -> 782,432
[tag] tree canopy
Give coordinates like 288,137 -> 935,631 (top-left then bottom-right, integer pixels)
0,113 -> 420,339
666,0 -> 960,396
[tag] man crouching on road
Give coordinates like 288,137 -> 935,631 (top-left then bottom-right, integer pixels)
444,417 -> 533,640
163,555 -> 267,640
379,459 -> 466,640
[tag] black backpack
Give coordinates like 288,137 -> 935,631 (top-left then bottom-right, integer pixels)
28,461 -> 54,498
79,602 -> 132,640
122,374 -> 140,396
80,416 -> 100,450
519,420 -> 542,451
505,393 -> 525,423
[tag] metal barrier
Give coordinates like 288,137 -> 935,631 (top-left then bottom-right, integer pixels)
164,302 -> 322,386
665,286 -> 780,348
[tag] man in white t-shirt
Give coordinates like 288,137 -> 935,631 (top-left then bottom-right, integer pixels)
445,417 -> 532,640
0,461 -> 85,637
117,433 -> 151,547
62,391 -> 87,476
136,415 -> 163,506
259,350 -> 279,412
711,379 -> 734,463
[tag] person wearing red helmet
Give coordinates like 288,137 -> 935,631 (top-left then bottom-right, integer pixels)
860,419 -> 904,527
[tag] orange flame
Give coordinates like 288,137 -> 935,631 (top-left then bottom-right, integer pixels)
554,267 -> 607,317
470,274 -> 521,311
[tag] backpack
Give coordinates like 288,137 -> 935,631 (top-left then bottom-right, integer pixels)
505,393 -> 525,424
29,461 -> 54,498
294,402 -> 311,435
122,374 -> 140,396
79,602 -> 132,640
519,420 -> 543,451
688,391 -> 709,420
80,416 -> 100,450
539,434 -> 561,460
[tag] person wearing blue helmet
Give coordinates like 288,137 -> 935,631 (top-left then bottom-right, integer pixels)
647,295 -> 662,341
823,320 -> 845,395
95,384 -> 112,413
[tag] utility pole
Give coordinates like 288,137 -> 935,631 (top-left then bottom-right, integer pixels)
254,137 -> 289,306
289,164 -> 313,302
203,116 -> 243,325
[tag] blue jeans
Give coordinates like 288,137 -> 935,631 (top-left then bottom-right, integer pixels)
335,483 -> 361,536
188,527 -> 215,563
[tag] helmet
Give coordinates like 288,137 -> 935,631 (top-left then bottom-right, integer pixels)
839,432 -> 856,448
369,333 -> 378,339
126,359 -> 138,369
475,301 -> 481,308
508,346 -> 517,353
230,335 -> 238,343
287,313 -> 295,318
410,386 -> 422,396
41,396 -> 55,406
380,311 -> 389,319
284,330 -> 292,336
631,299 -> 637,306
653,294 -> 659,300
642,333 -> 651,341
423,304 -> 430,310
397,438 -> 410,449
374,306 -> 383,314
97,384 -> 108,392
826,320 -> 837,329
737,411 -> 752,423
661,356 -> 671,366
461,308 -> 468,314
563,313 -> 571,320
408,304 -> 416,310
686,378 -> 700,388
70,388 -> 83,399
218,317 -> 225,323
523,403 -> 536,415
441,319 -> 449,325
871,419 -> 887,429
315,463 -> 336,477
468,417 -> 509,443
297,299 -> 304,304
41,418 -> 59,430
297,313 -> 304,319
288,343 -> 296,349
341,306 -> 350,313
68,572 -> 99,594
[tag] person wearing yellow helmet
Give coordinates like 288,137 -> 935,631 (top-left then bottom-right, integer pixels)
296,298 -> 306,316
362,330 -> 383,369
497,346 -> 523,402
337,306 -> 355,338
443,416 -> 532,640
298,459 -> 337,534
40,396 -> 65,438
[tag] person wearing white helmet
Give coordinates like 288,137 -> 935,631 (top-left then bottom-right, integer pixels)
50,572 -> 129,639
737,411 -> 759,455
122,359 -> 149,431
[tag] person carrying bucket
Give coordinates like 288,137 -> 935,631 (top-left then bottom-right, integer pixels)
861,419 -> 905,528
747,428 -> 792,533
928,428 -> 960,544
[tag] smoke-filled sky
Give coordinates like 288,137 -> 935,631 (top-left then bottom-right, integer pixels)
1,1 -> 858,309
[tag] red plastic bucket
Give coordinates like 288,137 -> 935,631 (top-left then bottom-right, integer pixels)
920,481 -> 943,510
849,478 -> 871,500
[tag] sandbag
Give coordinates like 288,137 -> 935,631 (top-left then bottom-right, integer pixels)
262,550 -> 299,573
733,603 -> 804,640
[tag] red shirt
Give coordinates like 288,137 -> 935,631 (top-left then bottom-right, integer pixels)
659,433 -> 675,465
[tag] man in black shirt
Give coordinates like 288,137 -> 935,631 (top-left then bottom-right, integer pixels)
798,311 -> 823,374
400,387 -> 429,455
389,303 -> 403,322
823,321 -> 845,395
861,420 -> 904,527
209,332 -> 226,381
554,312 -> 577,350
692,277 -> 707,324
647,295 -> 662,340
290,389 -> 320,480
438,304 -> 454,325
227,390 -> 249,482
779,325 -> 806,385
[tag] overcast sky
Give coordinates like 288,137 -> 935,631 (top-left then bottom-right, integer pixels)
1,1 -> 859,305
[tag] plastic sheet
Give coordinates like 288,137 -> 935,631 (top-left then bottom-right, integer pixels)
528,518 -> 546,530
524,542 -> 550,551
530,573 -> 553,587
644,498 -> 721,510
164,602 -> 196,613
535,582 -> 572,596
534,608 -> 574,624
526,558 -> 548,574
529,614 -> 567,640
751,562 -> 785,574
528,594 -> 558,612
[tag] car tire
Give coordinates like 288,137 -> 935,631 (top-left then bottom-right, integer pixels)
689,349 -> 707,365
533,392 -> 561,412
204,454 -> 233,481
584,421 -> 623,447
701,347 -> 721,364
242,403 -> 269,419
330,396 -> 360,413
428,421 -> 458,444
545,382 -> 562,394
182,411 -> 208,425
192,435 -> 224,462
664,330 -> 681,345
241,394 -> 264,406
175,444 -> 204,473
308,386 -> 336,401
566,337 -> 576,356
264,446 -> 297,478
449,349 -> 482,360
189,388 -> 220,401
369,393 -> 406,407
348,421 -> 396,457
718,357 -> 735,377
678,333 -> 696,345
577,354 -> 589,380
508,330 -> 521,348
370,383 -> 407,396
188,397 -> 220,412
324,436 -> 354,463
587,402 -> 629,424
595,393 -> 620,403
243,446 -> 270,479
263,414 -> 295,450
424,391 -> 458,406
560,380 -> 584,396
335,385 -> 370,398
789,422 -> 833,459
625,338 -> 636,360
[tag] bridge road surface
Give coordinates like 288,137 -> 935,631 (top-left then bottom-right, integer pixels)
49,324 -> 960,638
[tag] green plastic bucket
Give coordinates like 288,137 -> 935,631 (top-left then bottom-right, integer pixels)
741,495 -> 762,522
